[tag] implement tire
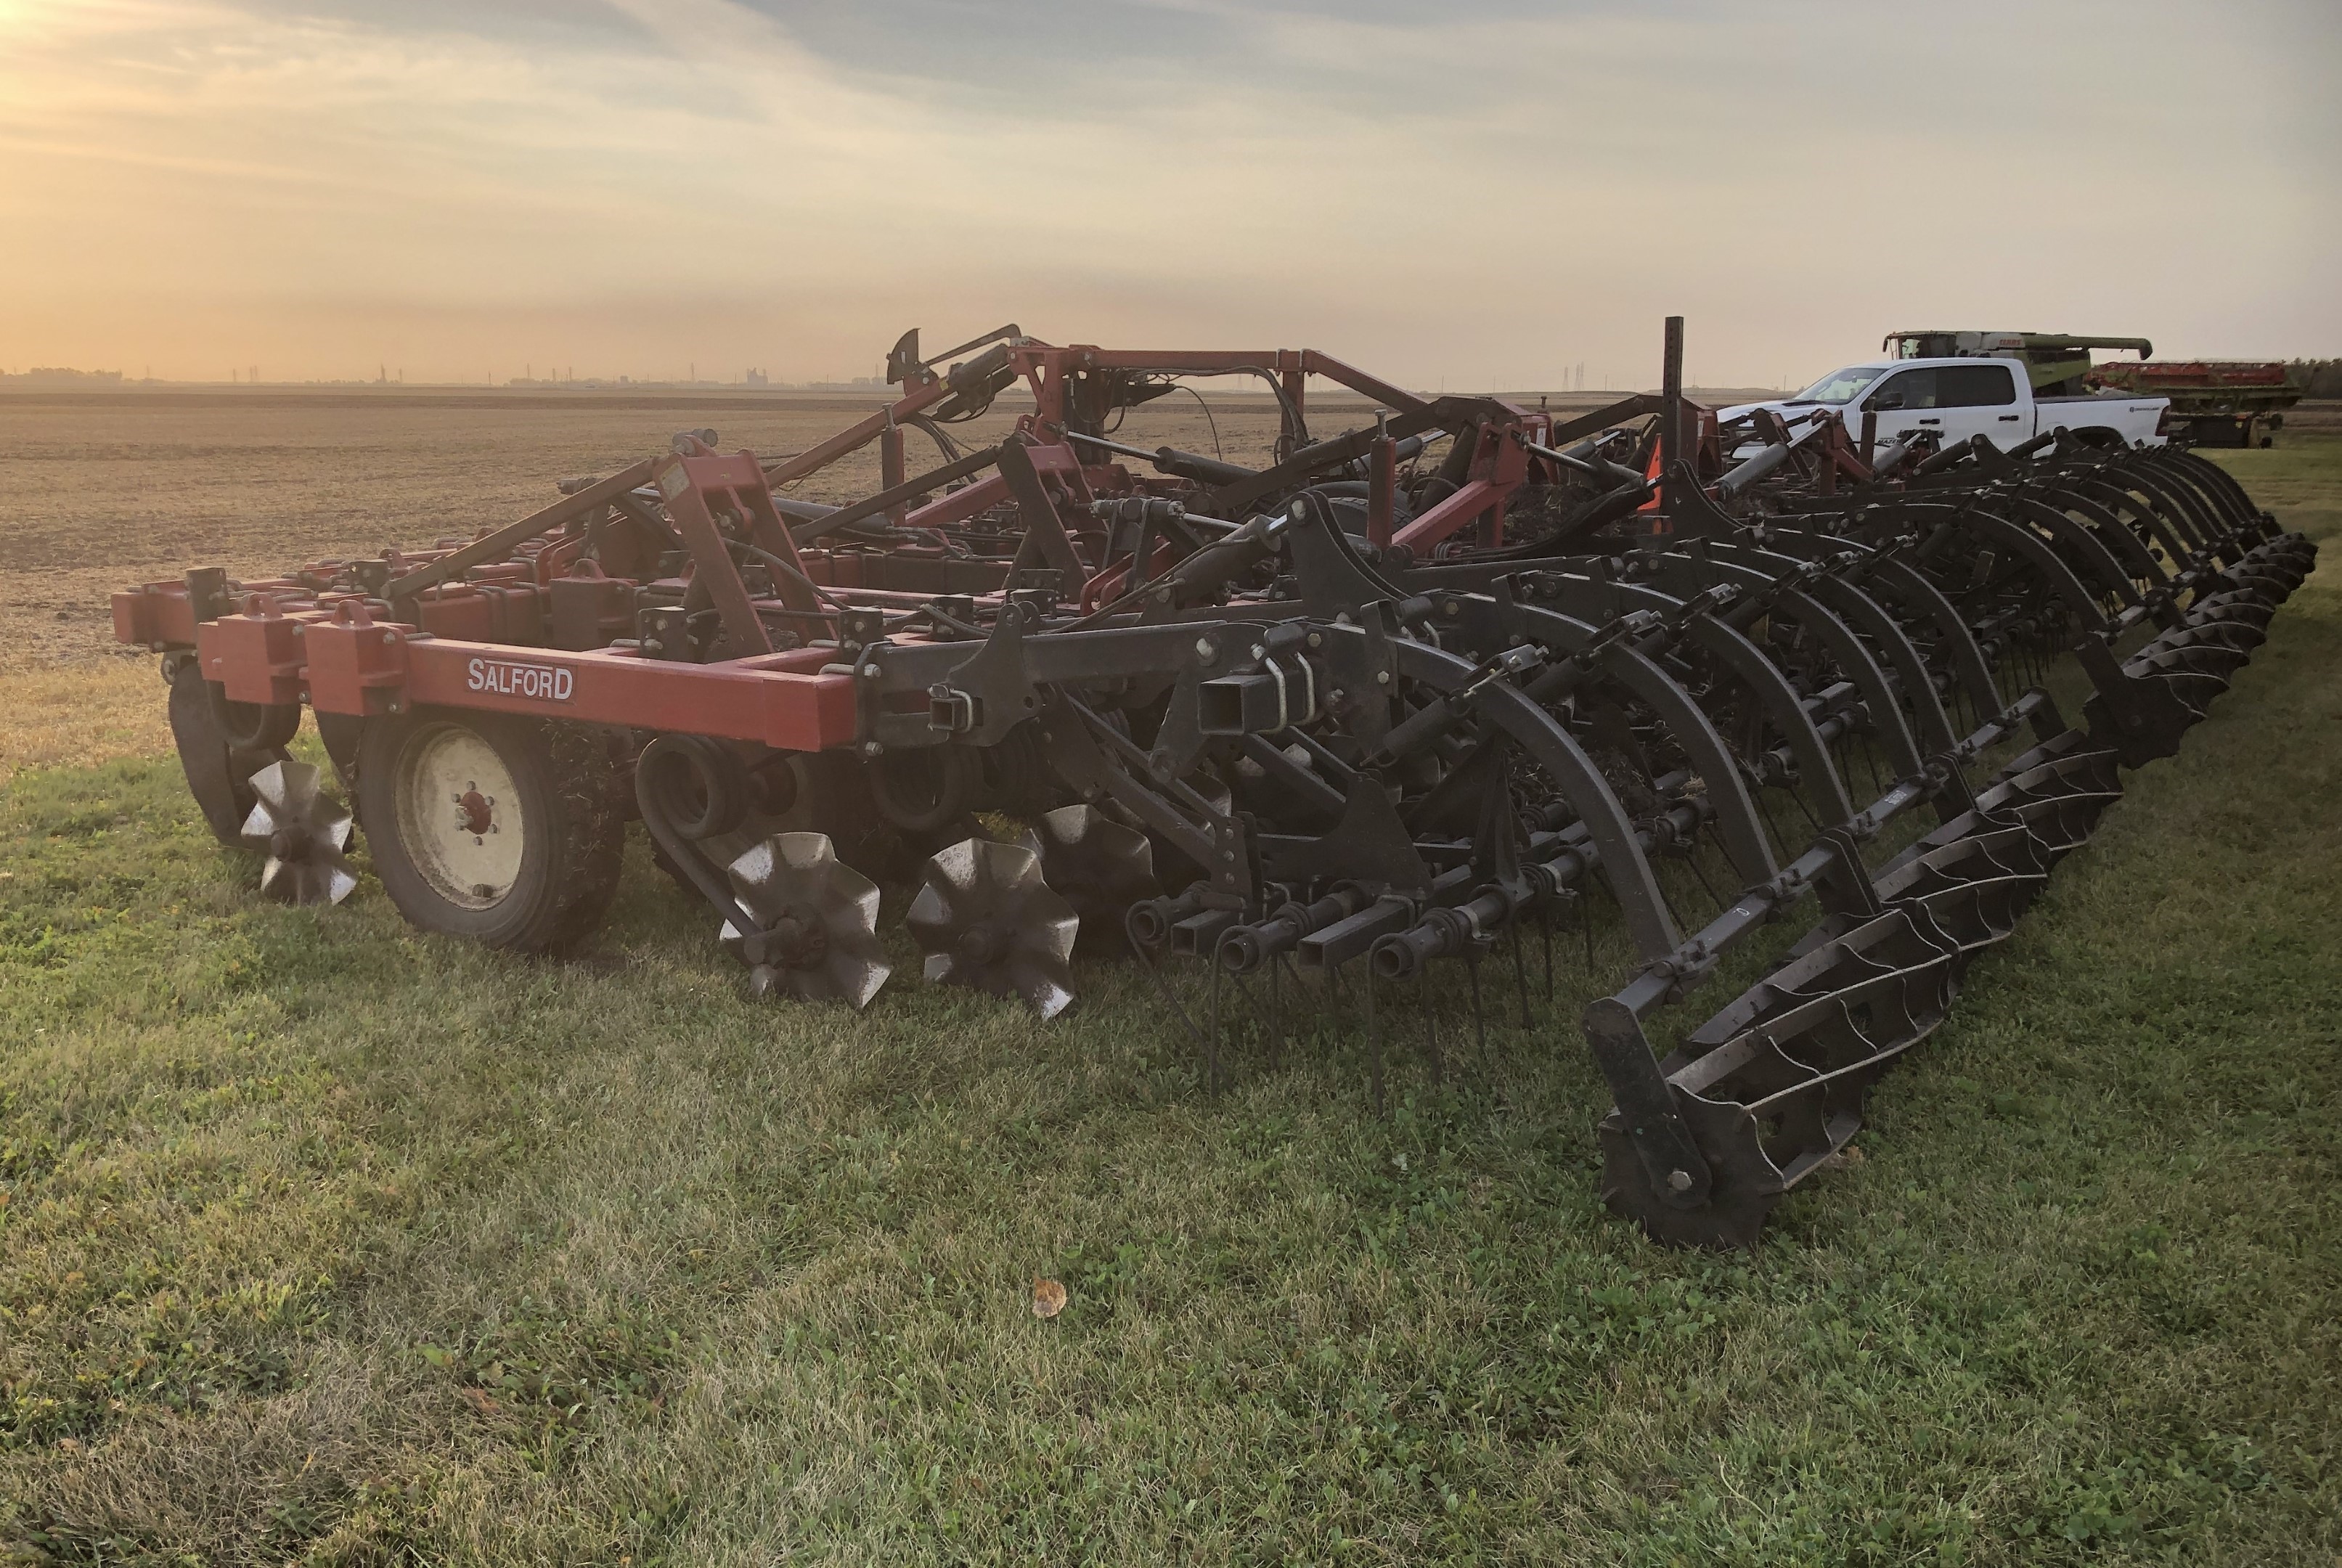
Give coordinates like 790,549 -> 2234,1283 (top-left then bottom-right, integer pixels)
356,707 -> 622,953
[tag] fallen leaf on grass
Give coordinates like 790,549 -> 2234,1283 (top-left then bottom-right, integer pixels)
1032,1278 -> 1067,1319
460,1386 -> 500,1416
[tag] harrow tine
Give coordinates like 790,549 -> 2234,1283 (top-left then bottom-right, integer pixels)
1466,950 -> 1490,1070
1207,952 -> 1223,1093
1276,953 -> 1312,1052
1424,984 -> 1443,1087
1133,939 -> 1209,1049
1268,949 -> 1283,1070
1509,919 -> 1533,1032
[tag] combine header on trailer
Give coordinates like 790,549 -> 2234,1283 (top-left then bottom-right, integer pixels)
113,317 -> 2314,1249
2087,360 -> 2301,449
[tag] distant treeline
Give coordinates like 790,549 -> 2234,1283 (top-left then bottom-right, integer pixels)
0,367 -> 125,385
2288,360 -> 2342,398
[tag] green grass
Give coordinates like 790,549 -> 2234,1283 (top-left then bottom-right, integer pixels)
3,442 -> 2339,1565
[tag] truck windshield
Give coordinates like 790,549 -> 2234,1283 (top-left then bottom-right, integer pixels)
1786,365 -> 1888,406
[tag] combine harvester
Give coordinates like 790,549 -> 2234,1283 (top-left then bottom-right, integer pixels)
112,319 -> 2314,1248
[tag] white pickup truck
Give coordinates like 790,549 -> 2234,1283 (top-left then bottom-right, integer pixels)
1721,356 -> 2169,454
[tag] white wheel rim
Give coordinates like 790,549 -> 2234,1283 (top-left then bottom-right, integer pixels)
393,723 -> 526,910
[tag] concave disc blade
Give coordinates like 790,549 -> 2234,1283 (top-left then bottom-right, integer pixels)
1003,953 -> 1075,1021
724,832 -> 892,1009
261,852 -> 359,907
909,838 -> 1080,1016
239,759 -> 359,905
1025,804 -> 1157,931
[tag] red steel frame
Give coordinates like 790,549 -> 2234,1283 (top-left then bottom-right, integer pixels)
113,335 -> 1677,748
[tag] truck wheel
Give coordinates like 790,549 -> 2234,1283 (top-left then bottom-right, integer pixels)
356,708 -> 623,952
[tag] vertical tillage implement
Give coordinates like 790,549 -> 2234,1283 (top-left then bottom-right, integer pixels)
112,320 -> 2313,1246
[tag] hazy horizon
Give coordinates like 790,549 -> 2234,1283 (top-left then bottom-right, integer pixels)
3,0 -> 2335,391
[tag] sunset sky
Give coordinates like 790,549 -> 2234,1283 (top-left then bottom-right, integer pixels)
1,0 -> 2335,388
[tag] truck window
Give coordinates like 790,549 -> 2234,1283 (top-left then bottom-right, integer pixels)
1787,365 -> 1888,406
1936,364 -> 2017,407
1871,368 -> 1936,410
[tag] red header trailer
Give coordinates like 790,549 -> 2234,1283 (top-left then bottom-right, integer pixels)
2088,359 -> 2301,448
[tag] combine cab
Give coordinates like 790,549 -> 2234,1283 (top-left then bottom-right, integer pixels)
113,317 -> 2314,1249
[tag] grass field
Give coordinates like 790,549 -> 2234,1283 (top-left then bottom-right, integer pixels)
0,422 -> 2337,1564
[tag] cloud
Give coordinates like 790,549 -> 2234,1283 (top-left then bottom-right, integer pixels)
0,0 -> 2333,384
